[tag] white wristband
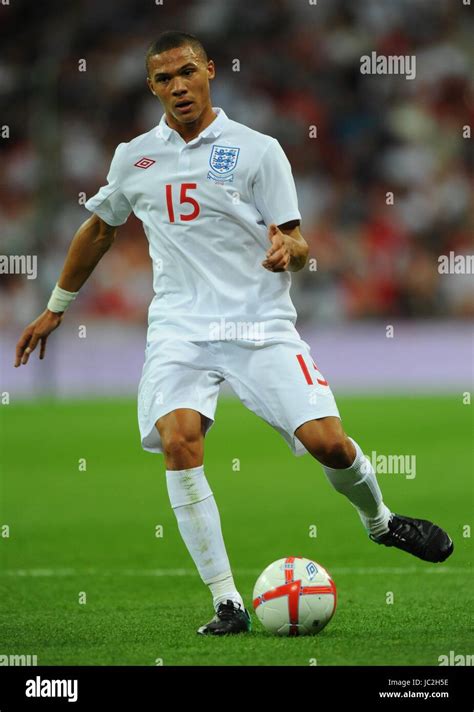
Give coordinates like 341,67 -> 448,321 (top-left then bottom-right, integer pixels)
47,283 -> 79,313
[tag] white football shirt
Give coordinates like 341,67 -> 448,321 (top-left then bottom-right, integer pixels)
84,107 -> 302,342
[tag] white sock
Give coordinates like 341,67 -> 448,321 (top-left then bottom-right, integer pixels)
206,571 -> 244,611
322,438 -> 392,537
166,465 -> 243,611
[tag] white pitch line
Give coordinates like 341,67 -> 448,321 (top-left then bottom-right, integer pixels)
0,566 -> 471,577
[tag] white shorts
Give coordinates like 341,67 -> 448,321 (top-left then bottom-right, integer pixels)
137,337 -> 340,457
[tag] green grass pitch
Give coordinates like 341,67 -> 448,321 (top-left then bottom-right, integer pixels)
0,395 -> 472,665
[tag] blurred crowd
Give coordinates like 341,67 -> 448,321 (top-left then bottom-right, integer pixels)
0,0 -> 472,328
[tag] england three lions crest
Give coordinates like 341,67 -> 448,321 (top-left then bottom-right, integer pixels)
208,145 -> 240,183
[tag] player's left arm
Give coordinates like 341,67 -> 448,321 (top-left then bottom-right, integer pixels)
262,220 -> 309,273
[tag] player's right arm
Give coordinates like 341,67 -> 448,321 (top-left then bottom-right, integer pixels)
14,214 -> 117,367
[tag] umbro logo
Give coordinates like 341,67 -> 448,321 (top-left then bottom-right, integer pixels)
134,157 -> 156,169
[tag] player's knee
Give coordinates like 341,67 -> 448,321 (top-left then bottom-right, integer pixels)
161,430 -> 202,463
310,436 -> 354,469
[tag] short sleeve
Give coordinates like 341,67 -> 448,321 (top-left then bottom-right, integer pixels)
84,142 -> 132,226
251,138 -> 301,227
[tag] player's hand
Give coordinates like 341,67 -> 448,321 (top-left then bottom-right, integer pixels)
261,224 -> 291,272
14,309 -> 64,367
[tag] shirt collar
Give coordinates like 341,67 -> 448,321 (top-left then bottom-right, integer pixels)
155,106 -> 227,143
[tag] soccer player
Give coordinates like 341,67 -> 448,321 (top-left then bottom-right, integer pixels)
15,31 -> 453,636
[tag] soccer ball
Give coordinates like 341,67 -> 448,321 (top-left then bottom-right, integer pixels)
252,556 -> 337,636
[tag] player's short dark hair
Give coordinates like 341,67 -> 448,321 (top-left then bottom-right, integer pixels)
146,31 -> 208,76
